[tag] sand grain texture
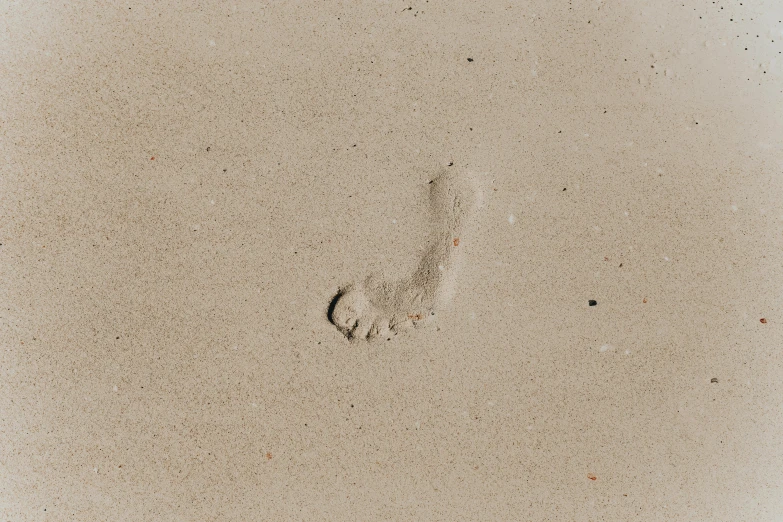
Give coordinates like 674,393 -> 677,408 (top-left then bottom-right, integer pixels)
2,1 -> 783,520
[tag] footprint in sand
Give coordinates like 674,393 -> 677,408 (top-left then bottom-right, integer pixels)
328,169 -> 482,341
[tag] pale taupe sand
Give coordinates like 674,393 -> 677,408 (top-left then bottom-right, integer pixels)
3,1 -> 783,520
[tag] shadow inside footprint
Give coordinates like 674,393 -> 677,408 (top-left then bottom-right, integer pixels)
326,290 -> 344,327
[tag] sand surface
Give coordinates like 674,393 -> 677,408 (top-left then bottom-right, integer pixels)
2,1 -> 783,520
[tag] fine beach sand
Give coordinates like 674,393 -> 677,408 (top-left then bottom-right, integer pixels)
2,1 -> 783,520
